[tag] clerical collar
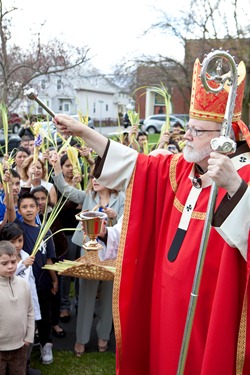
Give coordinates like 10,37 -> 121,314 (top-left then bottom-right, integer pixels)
190,164 -> 211,189
195,164 -> 207,175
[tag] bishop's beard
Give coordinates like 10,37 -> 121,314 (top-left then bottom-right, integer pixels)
183,143 -> 212,163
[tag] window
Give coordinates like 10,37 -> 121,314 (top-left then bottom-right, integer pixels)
154,93 -> 165,105
93,102 -> 96,114
64,103 -> 69,112
106,104 -> 108,111
57,79 -> 62,90
151,115 -> 166,121
41,80 -> 46,89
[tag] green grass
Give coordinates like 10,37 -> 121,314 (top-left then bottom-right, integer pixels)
31,279 -> 116,375
148,134 -> 160,144
107,132 -> 159,150
31,349 -> 116,375
148,133 -> 160,151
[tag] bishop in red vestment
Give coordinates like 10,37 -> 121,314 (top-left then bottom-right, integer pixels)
54,53 -> 250,375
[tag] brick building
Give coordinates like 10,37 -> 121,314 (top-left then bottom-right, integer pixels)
135,38 -> 250,125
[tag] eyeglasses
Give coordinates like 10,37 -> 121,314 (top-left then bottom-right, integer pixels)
186,126 -> 221,137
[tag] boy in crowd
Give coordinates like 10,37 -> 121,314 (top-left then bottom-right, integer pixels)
128,126 -> 149,153
0,241 -> 34,375
0,169 -> 22,228
0,222 -> 42,375
28,136 -> 35,155
20,135 -> 31,150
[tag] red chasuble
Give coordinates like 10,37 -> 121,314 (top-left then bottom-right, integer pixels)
113,151 -> 250,375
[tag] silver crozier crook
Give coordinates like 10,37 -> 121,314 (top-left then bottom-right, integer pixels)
25,88 -> 56,118
177,49 -> 239,375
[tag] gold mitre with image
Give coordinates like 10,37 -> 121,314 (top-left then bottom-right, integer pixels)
189,58 -> 246,123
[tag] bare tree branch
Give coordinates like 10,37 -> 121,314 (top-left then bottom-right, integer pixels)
112,0 -> 250,122
0,1 -> 91,110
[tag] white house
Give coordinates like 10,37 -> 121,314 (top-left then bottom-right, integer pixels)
22,65 -> 133,124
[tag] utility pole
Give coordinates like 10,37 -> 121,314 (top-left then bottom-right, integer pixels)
98,100 -> 104,134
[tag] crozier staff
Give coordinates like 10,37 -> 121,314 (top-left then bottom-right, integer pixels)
54,53 -> 250,375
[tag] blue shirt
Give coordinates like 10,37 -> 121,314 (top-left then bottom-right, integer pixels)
14,218 -> 56,291
0,194 -> 22,222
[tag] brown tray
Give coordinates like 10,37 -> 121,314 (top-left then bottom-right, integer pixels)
58,252 -> 116,281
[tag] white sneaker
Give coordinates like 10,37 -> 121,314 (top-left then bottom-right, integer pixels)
40,343 -> 53,364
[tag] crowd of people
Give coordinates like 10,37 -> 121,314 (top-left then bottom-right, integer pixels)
0,52 -> 249,375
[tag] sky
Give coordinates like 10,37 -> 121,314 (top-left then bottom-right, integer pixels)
8,0 -> 184,73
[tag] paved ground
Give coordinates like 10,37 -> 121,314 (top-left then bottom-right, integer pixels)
51,298 -> 116,354
96,125 -> 121,137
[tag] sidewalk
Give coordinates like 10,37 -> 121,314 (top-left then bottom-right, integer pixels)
51,298 -> 116,354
